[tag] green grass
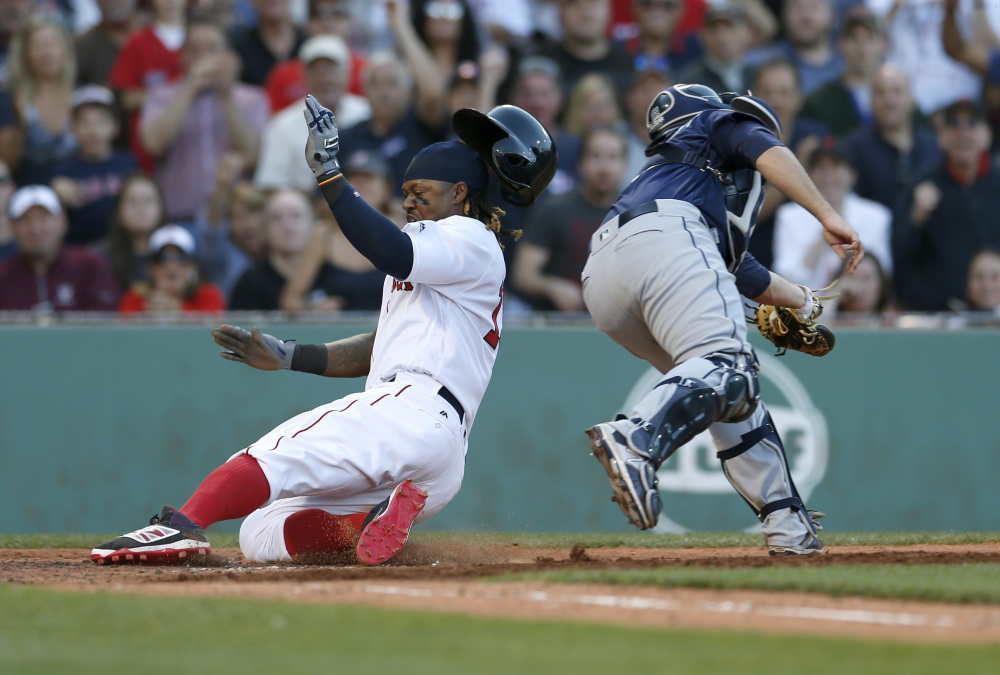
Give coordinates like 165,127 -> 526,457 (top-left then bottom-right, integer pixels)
501,563 -> 1000,604
1,585 -> 997,675
6,531 -> 996,550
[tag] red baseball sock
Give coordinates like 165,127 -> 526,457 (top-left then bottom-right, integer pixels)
180,453 -> 271,528
283,510 -> 368,556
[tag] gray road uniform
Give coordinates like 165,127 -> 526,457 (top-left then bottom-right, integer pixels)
582,85 -> 823,555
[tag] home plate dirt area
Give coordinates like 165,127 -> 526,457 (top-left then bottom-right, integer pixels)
4,542 -> 1000,644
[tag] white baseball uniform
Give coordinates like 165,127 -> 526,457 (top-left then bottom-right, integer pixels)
237,214 -> 506,562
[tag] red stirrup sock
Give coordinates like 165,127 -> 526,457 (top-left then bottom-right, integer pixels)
283,510 -> 368,556
180,454 -> 271,528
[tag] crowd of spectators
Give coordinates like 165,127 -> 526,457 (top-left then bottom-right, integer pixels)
0,0 -> 999,320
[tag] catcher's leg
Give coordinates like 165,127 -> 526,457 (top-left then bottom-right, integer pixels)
710,404 -> 824,555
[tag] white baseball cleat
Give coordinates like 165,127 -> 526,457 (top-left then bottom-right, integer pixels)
587,422 -> 662,530
356,480 -> 427,565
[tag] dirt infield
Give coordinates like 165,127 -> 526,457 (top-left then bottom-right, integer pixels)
5,542 -> 1000,644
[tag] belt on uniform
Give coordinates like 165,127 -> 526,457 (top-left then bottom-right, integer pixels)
617,201 -> 658,229
437,386 -> 465,423
387,374 -> 464,423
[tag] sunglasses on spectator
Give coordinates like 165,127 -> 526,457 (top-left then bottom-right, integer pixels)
152,250 -> 194,264
637,0 -> 681,10
312,6 -> 351,19
425,1 -> 465,21
944,117 -> 984,129
0,175 -> 12,184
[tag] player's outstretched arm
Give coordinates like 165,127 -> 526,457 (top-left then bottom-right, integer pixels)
754,145 -> 865,272
212,324 -> 375,378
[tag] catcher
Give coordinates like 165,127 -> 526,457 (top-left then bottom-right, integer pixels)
582,84 -> 863,555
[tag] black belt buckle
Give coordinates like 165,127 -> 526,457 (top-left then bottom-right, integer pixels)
437,386 -> 465,423
618,201 -> 658,229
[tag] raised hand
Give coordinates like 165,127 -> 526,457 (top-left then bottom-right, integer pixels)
211,324 -> 295,370
303,94 -> 342,180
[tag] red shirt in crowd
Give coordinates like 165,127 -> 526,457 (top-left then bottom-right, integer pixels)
118,283 -> 226,314
0,247 -> 120,311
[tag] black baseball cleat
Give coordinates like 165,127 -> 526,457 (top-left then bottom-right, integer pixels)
356,480 -> 427,565
91,506 -> 211,565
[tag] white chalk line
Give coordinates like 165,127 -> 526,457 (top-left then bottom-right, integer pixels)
359,584 -> 957,629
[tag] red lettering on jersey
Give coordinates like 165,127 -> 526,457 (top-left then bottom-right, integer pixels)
391,280 -> 414,292
483,286 -> 503,349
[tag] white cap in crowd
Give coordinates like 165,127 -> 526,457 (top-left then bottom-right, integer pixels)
299,34 -> 349,66
149,224 -> 197,257
9,185 -> 62,219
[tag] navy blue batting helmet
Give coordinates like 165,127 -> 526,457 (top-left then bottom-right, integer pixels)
645,84 -> 729,155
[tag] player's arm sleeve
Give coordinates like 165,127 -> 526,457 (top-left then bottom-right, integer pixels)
733,252 -> 771,299
324,187 -> 414,279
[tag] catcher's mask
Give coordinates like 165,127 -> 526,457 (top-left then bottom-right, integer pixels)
645,84 -> 782,156
452,105 -> 558,207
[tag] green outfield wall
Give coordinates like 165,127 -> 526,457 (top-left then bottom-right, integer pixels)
1,320 -> 998,534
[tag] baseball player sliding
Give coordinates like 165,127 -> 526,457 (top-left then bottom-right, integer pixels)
91,98 -> 556,566
583,84 -> 864,555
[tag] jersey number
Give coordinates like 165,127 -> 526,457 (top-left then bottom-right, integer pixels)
483,286 -> 503,349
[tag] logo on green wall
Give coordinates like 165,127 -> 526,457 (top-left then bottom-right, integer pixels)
621,353 -> 829,533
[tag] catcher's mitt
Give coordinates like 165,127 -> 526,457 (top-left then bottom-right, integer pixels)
755,288 -> 836,357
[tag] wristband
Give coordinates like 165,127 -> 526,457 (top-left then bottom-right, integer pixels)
290,343 -> 329,375
317,171 -> 349,203
794,286 -> 815,321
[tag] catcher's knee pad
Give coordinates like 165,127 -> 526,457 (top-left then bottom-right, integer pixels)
644,354 -> 760,464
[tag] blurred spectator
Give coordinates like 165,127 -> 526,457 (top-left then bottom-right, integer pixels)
75,0 -> 139,88
119,223 -> 226,313
0,0 -> 32,90
201,159 -> 268,300
255,35 -> 371,192
0,184 -> 118,311
50,84 -> 138,246
840,63 -> 941,210
963,247 -> 1000,313
228,188 -> 326,310
505,55 -> 581,195
512,127 -> 628,311
830,251 -> 894,315
745,57 -> 829,268
562,72 -> 626,136
231,0 -> 305,87
466,0 -> 536,45
941,0 -> 1000,84
140,17 -> 268,223
104,172 -> 168,290
263,0 -> 369,114
0,16 -> 79,186
385,0 -> 467,131
800,7 -> 887,137
677,3 -> 755,95
747,0 -> 844,96
879,0 -> 984,115
619,0 -> 700,74
773,144 -> 893,291
893,99 -> 1000,311
335,49 -> 440,191
279,149 -> 397,312
0,158 -> 16,261
444,54 -> 507,122
109,0 -> 186,174
622,68 -> 670,184
533,0 -> 635,98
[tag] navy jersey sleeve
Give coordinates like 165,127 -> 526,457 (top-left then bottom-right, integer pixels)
734,251 -> 771,299
703,113 -> 784,167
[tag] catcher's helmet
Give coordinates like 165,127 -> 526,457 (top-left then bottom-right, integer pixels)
452,105 -> 558,207
645,83 -> 729,155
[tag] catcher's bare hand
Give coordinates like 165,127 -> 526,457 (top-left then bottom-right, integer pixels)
820,212 -> 864,273
211,324 -> 294,370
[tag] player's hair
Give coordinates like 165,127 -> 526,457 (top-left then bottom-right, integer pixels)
463,189 -> 520,249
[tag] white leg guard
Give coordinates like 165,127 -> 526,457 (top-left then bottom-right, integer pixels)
710,404 -> 822,551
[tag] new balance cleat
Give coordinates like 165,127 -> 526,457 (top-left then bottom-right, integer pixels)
356,480 -> 427,565
587,423 -> 662,530
91,506 -> 211,565
768,531 -> 825,556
